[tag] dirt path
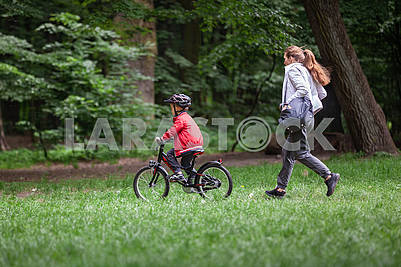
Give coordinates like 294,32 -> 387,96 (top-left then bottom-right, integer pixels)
0,151 -> 335,182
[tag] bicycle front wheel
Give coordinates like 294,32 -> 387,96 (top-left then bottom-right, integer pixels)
196,164 -> 233,199
133,166 -> 169,200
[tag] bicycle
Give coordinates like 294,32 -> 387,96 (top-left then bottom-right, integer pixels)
133,139 -> 233,200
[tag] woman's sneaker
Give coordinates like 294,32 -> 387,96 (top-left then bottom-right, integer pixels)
325,173 -> 340,196
169,173 -> 186,183
265,187 -> 286,199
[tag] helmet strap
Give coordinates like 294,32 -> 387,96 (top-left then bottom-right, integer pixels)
173,104 -> 185,117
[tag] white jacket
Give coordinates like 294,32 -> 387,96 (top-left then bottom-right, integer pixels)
281,63 -> 327,114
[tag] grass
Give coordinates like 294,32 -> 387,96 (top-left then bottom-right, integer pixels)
1,154 -> 401,267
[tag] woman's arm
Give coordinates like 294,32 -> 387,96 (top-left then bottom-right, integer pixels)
286,67 -> 310,104
317,84 -> 327,100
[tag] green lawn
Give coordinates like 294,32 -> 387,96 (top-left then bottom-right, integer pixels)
1,154 -> 400,267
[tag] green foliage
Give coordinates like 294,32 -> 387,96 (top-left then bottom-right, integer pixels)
195,0 -> 298,67
0,0 -> 43,18
1,0 -> 400,158
1,156 -> 401,266
155,0 -> 296,125
0,148 -> 44,169
194,0 -> 296,119
78,0 -> 153,30
0,12 -> 155,153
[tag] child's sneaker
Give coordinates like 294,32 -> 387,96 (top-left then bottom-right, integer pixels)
265,187 -> 286,199
325,173 -> 340,196
169,172 -> 186,183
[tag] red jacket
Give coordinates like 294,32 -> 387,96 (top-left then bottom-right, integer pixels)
162,111 -> 203,156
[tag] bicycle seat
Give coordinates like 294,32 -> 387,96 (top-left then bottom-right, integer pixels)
177,147 -> 204,158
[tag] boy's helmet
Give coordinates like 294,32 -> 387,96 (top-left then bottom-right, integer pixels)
164,94 -> 192,108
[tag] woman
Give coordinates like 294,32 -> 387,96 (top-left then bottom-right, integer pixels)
265,46 -> 340,198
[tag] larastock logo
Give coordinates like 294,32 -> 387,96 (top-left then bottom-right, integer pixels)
236,116 -> 272,152
65,117 -> 335,152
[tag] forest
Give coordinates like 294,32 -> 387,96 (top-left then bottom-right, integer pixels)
0,0 -> 400,164
1,2 -> 401,267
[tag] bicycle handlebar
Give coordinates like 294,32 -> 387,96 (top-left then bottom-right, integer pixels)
155,137 -> 168,148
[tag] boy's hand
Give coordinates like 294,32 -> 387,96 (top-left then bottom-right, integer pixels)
155,137 -> 163,145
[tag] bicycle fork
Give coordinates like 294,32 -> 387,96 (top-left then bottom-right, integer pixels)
148,160 -> 161,187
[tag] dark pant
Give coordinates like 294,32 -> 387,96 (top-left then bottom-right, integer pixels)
166,148 -> 195,175
277,112 -> 331,189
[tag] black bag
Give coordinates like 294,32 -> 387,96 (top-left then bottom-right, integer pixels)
278,97 -> 311,132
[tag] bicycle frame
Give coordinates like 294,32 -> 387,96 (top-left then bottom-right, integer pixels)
148,142 -> 225,190
156,143 -> 173,171
147,144 -> 167,187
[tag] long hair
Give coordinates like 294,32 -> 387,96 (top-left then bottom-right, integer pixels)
285,46 -> 331,86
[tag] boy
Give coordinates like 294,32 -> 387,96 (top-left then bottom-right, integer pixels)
158,94 -> 203,183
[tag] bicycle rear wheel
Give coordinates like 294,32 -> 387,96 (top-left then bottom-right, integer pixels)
196,164 -> 233,199
133,166 -> 169,200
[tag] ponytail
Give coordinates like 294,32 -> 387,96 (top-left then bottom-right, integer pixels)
303,49 -> 331,86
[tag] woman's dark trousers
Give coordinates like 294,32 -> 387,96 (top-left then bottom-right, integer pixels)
277,112 -> 331,190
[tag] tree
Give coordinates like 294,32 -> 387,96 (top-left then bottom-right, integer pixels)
303,0 -> 398,154
176,0 -> 202,105
0,101 -> 10,150
114,0 -> 157,104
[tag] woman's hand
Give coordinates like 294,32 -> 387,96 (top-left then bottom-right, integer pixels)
281,104 -> 292,111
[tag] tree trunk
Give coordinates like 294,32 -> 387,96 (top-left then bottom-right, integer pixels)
179,0 -> 202,105
181,0 -> 201,65
303,0 -> 398,154
114,0 -> 157,104
0,101 -> 10,151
